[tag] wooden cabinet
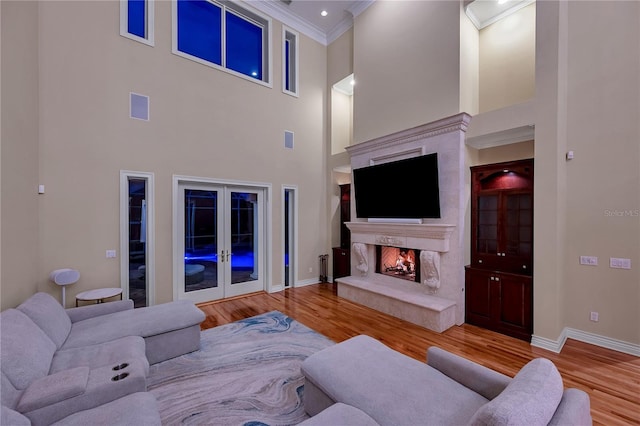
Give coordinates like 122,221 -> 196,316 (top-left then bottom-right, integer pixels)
471,159 -> 534,275
333,184 -> 351,283
332,247 -> 350,282
465,267 -> 532,341
339,184 -> 351,249
467,159 -> 534,341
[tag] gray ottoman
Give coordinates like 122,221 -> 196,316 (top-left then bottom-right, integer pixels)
298,403 -> 380,426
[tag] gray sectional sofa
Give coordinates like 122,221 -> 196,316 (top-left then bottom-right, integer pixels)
301,335 -> 592,426
1,292 -> 205,426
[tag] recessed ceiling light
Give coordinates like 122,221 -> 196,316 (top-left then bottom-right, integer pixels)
320,10 -> 328,17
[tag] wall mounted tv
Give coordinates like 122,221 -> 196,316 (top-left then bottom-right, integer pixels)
353,153 -> 441,219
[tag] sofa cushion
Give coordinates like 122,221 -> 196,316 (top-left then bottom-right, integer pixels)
469,358 -> 564,426
51,336 -> 149,376
0,309 -> 56,389
1,405 -> 31,426
17,292 -> 72,349
61,300 -> 204,350
1,372 -> 22,409
302,335 -> 489,426
50,392 -> 161,426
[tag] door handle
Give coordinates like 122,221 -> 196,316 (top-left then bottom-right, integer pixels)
220,250 -> 225,263
226,252 -> 231,262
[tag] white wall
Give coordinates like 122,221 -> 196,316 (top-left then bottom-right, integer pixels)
479,4 -> 536,113
353,0 -> 461,143
2,0 -> 329,307
1,1 -> 40,308
534,0 -> 639,345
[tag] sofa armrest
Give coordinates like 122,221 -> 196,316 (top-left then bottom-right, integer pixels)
548,388 -> 592,425
65,300 -> 134,322
16,367 -> 89,413
427,346 -> 511,400
20,360 -> 147,426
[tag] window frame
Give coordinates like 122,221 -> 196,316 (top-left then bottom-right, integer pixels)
172,0 -> 272,87
282,26 -> 299,97
120,0 -> 155,46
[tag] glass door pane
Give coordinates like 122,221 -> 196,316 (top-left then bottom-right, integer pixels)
477,195 -> 499,255
230,192 -> 258,285
181,187 -> 223,301
224,188 -> 264,297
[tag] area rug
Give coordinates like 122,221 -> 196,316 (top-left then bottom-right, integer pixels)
147,311 -> 335,425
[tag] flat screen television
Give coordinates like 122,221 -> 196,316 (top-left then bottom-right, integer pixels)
353,153 -> 441,219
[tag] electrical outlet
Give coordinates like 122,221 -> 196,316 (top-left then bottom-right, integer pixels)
308,267 -> 313,273
106,250 -> 117,258
590,311 -> 599,322
610,258 -> 631,269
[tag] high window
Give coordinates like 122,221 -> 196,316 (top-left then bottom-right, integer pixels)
120,0 -> 155,46
173,0 -> 271,86
283,27 -> 298,96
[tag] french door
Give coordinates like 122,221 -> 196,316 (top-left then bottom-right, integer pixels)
176,182 -> 264,303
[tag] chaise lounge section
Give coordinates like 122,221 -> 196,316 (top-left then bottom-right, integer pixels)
301,335 -> 592,425
1,292 -> 205,425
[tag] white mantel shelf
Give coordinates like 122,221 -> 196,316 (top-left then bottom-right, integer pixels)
346,222 -> 455,252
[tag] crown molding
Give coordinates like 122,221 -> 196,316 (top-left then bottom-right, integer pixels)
246,0 -> 328,45
348,0 -> 375,19
326,15 -> 354,45
465,0 -> 535,30
246,0 -> 375,46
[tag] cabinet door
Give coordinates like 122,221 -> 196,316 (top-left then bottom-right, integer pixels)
504,193 -> 533,273
474,194 -> 501,269
496,272 -> 533,340
339,184 -> 351,248
465,268 -> 495,328
332,247 -> 350,282
470,159 -> 533,275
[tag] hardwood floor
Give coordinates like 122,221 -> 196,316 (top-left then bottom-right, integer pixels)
197,283 -> 640,426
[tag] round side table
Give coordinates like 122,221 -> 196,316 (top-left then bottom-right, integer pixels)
75,288 -> 123,307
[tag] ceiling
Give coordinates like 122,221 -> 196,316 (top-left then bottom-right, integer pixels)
279,0 -> 363,33
250,0 -> 535,46
250,0 -> 373,45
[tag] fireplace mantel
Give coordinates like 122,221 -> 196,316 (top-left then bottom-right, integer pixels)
346,222 -> 455,252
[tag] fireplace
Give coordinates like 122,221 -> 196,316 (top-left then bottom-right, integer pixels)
376,246 -> 420,283
336,113 -> 471,332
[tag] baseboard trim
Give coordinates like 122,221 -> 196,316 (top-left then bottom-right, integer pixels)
532,327 -> 640,356
294,278 -> 322,288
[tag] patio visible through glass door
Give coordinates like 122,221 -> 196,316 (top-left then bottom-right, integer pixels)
178,183 -> 264,303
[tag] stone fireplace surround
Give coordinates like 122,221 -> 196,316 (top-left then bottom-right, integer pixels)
336,113 -> 471,333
